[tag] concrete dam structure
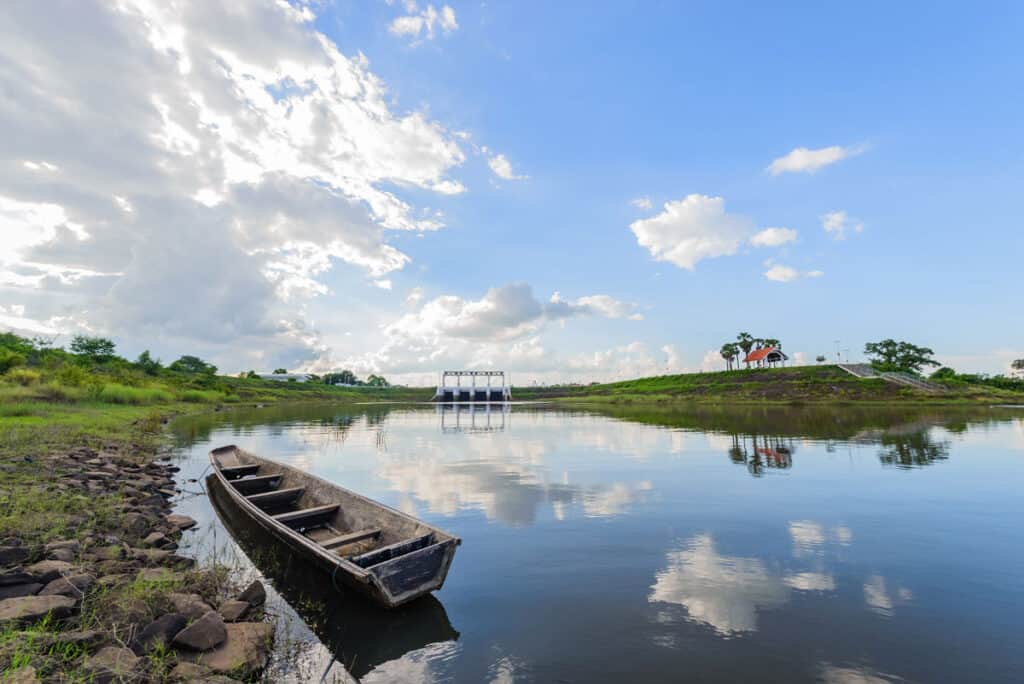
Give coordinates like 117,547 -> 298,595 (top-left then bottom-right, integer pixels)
433,370 -> 511,402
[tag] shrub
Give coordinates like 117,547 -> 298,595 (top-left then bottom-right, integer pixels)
4,368 -> 41,386
33,382 -> 85,403
55,363 -> 92,387
0,349 -> 26,374
98,384 -> 174,405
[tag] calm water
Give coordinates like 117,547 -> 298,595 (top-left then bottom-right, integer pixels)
168,403 -> 1024,683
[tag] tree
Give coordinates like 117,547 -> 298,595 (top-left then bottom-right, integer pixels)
169,355 -> 218,375
366,374 -> 389,387
324,370 -> 358,386
930,366 -> 957,380
864,339 -> 940,375
719,343 -> 740,371
815,355 -> 827,364
763,338 -> 780,349
736,332 -> 755,368
135,350 -> 162,375
273,368 -> 288,375
1012,359 -> 1024,378
70,335 -> 116,362
243,370 -> 259,379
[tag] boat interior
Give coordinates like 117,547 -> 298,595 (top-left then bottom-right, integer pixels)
211,446 -> 445,570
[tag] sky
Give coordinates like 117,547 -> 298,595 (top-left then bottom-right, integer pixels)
1,0 -> 1022,384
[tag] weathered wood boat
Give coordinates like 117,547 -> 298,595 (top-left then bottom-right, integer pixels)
209,445 -> 461,608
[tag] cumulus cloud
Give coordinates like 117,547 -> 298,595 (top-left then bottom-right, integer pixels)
764,264 -> 824,283
768,144 -> 864,175
0,1 -> 470,370
630,195 -> 753,270
750,227 -> 797,247
487,153 -> 527,181
821,210 -> 864,240
388,3 -> 458,42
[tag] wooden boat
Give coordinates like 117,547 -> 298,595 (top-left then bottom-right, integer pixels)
209,445 -> 461,608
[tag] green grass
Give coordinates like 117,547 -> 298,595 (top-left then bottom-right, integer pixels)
97,383 -> 175,404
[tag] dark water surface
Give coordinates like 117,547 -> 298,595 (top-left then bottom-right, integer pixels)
168,403 -> 1024,683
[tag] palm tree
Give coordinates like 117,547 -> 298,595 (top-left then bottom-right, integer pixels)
720,343 -> 740,371
736,332 -> 754,368
763,338 -> 780,350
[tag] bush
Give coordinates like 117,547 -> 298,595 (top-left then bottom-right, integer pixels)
4,368 -> 41,386
33,382 -> 85,403
0,349 -> 26,374
55,364 -> 92,387
98,384 -> 174,405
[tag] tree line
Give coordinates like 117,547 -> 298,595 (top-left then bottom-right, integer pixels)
719,332 -> 783,370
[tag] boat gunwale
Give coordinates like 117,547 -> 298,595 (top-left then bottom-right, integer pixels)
208,444 -> 461,600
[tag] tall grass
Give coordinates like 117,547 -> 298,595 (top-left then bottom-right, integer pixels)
97,383 -> 174,405
180,389 -> 224,403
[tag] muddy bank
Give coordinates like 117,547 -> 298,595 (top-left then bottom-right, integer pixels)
0,444 -> 273,682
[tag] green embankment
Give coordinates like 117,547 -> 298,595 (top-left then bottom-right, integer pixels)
514,365 -> 1024,404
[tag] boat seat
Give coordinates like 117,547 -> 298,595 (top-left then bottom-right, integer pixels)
220,464 -> 260,479
231,474 -> 283,495
320,528 -> 381,550
246,487 -> 304,508
272,504 -> 339,529
352,533 -> 434,568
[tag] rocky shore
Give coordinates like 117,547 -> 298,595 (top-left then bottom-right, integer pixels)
0,445 -> 274,682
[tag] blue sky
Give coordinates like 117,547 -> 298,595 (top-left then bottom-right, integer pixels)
1,1 -> 1021,381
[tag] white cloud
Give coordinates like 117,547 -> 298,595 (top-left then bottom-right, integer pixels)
0,0 -> 470,370
764,264 -> 823,283
821,210 -> 864,240
783,572 -> 835,592
629,194 -> 753,270
630,196 -> 653,210
404,286 -> 424,307
373,279 -> 393,290
487,153 -> 527,181
768,144 -> 864,175
388,3 -> 458,42
750,227 -> 797,247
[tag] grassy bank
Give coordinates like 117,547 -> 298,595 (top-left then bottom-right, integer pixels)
514,365 -> 1024,404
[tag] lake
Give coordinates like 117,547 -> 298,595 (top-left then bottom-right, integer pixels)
168,403 -> 1024,683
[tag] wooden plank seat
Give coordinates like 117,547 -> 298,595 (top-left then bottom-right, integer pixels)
230,474 -> 283,495
219,464 -> 260,479
272,504 -> 339,529
245,486 -> 304,508
352,533 -> 434,568
320,528 -> 381,550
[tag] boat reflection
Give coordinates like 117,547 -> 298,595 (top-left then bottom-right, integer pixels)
207,476 -> 459,679
437,402 -> 510,433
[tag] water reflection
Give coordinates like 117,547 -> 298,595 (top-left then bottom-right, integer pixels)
878,431 -> 950,468
438,403 -> 510,433
725,433 -> 796,476
207,477 -> 459,680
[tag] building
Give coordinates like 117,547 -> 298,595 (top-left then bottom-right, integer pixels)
256,373 -> 314,383
743,346 -> 788,368
433,370 -> 511,402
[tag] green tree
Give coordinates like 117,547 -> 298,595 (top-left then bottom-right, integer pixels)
70,335 -> 116,362
763,338 -> 780,349
0,349 -> 26,374
1012,359 -> 1024,378
366,374 -> 389,387
244,370 -> 259,379
864,339 -> 940,375
135,350 -> 162,375
273,368 -> 288,374
736,332 -> 755,368
719,343 -> 739,371
815,355 -> 827,364
169,355 -> 218,375
324,370 -> 358,385
930,366 -> 957,380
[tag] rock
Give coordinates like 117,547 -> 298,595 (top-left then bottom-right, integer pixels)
166,514 -> 197,530
0,595 -> 75,625
5,666 -> 40,683
173,610 -> 227,651
169,661 -> 210,681
142,532 -> 168,547
0,583 -> 43,600
237,580 -> 266,607
25,560 -> 74,583
0,571 -> 36,586
169,554 -> 196,569
123,512 -> 150,537
84,646 -> 140,683
92,545 -> 124,561
0,545 -> 29,565
38,629 -> 103,648
218,599 -> 249,622
137,567 -> 177,583
169,592 -> 213,620
130,548 -> 171,564
39,573 -> 94,599
132,612 -> 188,655
45,539 -> 79,554
48,547 -> 76,562
188,622 -> 274,677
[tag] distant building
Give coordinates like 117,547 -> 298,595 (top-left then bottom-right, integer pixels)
433,370 -> 511,402
743,346 -> 788,368
257,373 -> 314,383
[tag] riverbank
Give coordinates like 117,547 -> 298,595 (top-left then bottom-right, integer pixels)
513,365 -> 1024,404
0,399 -> 287,682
